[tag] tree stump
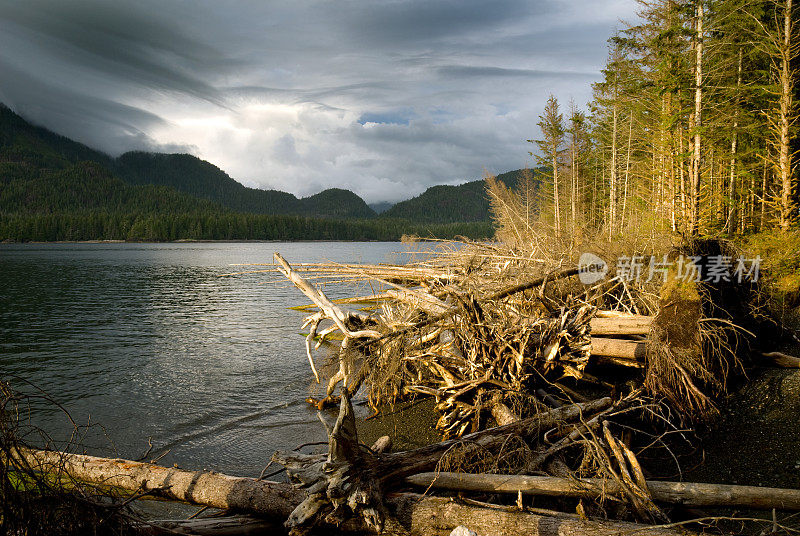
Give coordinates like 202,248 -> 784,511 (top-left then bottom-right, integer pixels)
272,393 -> 385,535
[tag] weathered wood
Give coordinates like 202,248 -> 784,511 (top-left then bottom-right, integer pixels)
590,316 -> 653,335
139,515 -> 281,535
386,289 -> 450,315
376,398 -> 612,482
11,447 -> 696,536
406,472 -> 800,510
12,447 -> 303,518
489,392 -> 519,426
273,393 -> 384,534
388,494 -> 696,536
595,310 -> 643,318
274,253 -> 381,340
590,337 -> 647,360
371,435 -> 393,454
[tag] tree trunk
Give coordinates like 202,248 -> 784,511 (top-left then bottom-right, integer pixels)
553,151 -> 561,235
590,337 -> 647,360
621,112 -> 634,231
388,494 -> 696,536
11,445 -> 698,536
679,127 -> 686,228
11,447 -> 303,519
761,146 -> 769,230
727,48 -> 743,235
591,316 -> 653,335
609,101 -> 619,239
689,0 -> 703,234
778,0 -> 796,231
406,472 -> 800,511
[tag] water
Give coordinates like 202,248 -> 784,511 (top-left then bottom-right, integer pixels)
0,241 -> 417,478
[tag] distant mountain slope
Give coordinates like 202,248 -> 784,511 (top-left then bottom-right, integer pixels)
301,188 -> 375,219
114,151 -> 300,214
0,104 -> 113,170
0,105 -> 376,220
0,160 -> 222,214
381,169 -> 531,223
114,152 -> 377,219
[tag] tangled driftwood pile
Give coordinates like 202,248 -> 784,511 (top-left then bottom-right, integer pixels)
259,239 -> 800,535
7,239 -> 800,535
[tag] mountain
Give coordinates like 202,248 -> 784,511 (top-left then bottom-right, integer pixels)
0,103 -> 497,241
114,152 -> 376,219
0,104 -> 113,170
301,188 -> 375,219
0,160 -> 220,215
114,151 -> 299,214
0,105 -> 221,214
114,152 -> 374,219
0,105 -> 376,220
380,169 -> 530,223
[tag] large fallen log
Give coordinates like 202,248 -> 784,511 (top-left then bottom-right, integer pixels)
137,515 -> 281,535
388,494 -> 695,536
406,472 -> 800,511
12,446 -> 304,518
10,448 -> 695,536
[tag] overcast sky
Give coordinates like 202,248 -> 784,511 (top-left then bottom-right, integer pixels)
0,0 -> 637,203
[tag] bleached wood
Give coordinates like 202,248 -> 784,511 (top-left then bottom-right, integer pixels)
386,289 -> 450,315
590,337 -> 647,360
12,447 -> 302,518
390,493 -> 696,536
406,472 -> 800,511
589,316 -> 652,335
12,447 -> 696,535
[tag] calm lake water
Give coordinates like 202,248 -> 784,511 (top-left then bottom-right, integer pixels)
0,241 -> 418,479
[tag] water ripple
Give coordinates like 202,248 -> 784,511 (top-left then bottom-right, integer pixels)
0,242 -> 415,475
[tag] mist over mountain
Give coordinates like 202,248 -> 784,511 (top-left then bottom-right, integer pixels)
0,103 -> 522,241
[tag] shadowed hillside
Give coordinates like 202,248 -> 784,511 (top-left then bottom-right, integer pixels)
381,169 -> 532,223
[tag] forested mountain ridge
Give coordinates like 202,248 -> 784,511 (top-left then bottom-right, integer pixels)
0,104 -> 496,240
0,104 -> 113,171
0,105 -> 376,220
114,152 -> 376,218
382,169 -> 534,222
1,103 -> 529,226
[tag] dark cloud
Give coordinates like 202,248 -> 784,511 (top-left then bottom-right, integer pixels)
0,59 -> 171,154
437,65 -> 597,79
0,1 -> 227,104
333,0 -> 545,47
0,0 -> 639,203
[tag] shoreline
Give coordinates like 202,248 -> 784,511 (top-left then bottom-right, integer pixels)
0,238 -> 411,245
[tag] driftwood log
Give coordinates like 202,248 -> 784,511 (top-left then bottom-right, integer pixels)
589,315 -> 652,335
407,472 -> 800,511
387,494 -> 697,536
11,448 -> 698,536
11,446 -> 303,518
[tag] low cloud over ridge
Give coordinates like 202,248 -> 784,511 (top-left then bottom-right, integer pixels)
0,0 -> 636,203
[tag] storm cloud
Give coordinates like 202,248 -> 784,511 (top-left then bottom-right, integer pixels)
0,0 -> 637,203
